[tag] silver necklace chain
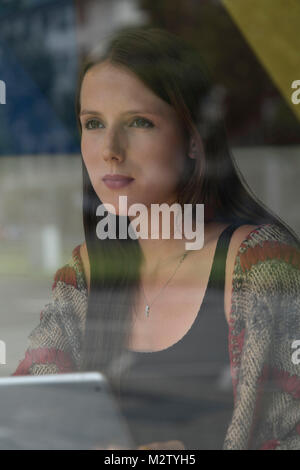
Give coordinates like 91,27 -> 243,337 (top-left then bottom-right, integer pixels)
140,250 -> 190,318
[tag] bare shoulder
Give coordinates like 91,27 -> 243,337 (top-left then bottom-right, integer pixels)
79,241 -> 90,293
224,224 -> 260,324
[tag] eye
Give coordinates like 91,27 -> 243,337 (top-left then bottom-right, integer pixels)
130,117 -> 154,128
83,117 -> 154,130
84,119 -> 103,130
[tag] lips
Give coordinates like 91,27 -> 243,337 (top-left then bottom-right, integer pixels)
103,174 -> 134,181
102,174 -> 134,189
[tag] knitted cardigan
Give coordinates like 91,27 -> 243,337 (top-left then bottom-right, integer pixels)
12,223 -> 300,450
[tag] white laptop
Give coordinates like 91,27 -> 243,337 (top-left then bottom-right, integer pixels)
0,372 -> 136,450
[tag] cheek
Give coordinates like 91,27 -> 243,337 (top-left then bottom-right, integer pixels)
81,136 -> 101,177
140,143 -> 186,193
81,135 -> 95,162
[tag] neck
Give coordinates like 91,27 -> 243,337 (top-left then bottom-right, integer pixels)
131,217 -> 216,284
139,238 -> 187,275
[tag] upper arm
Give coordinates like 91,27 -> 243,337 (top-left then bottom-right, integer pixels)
223,224 -> 300,449
12,248 -> 88,376
224,224 -> 259,324
80,242 -> 90,294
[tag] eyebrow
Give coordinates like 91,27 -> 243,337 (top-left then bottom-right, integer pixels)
79,109 -> 161,117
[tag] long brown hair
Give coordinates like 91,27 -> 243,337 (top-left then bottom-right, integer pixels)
75,25 -> 299,393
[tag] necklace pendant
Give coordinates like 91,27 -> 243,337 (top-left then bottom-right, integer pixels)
145,305 -> 150,318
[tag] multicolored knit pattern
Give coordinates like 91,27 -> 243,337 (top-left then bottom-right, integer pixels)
12,223 -> 300,450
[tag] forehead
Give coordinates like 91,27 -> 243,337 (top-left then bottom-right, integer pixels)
80,62 -> 173,117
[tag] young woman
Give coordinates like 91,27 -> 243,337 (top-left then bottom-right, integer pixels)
13,26 -> 300,450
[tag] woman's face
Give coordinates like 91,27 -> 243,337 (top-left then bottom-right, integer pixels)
79,61 -> 189,216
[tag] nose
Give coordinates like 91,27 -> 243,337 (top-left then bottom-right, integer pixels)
102,127 -> 125,163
